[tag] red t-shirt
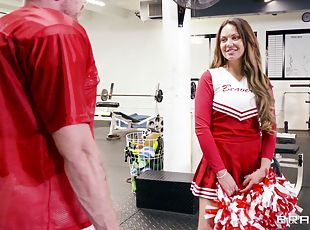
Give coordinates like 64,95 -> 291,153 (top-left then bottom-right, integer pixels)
0,6 -> 99,230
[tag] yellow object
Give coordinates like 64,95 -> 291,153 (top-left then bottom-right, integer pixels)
129,148 -> 140,155
153,140 -> 158,152
144,133 -> 161,146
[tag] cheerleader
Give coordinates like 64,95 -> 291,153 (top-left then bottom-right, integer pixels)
191,18 -> 276,230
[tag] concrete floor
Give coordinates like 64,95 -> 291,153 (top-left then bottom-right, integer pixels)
94,122 -> 310,229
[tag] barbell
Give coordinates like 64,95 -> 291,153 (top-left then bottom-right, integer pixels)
97,87 -> 163,103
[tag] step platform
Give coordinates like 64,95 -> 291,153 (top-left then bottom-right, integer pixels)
136,170 -> 198,214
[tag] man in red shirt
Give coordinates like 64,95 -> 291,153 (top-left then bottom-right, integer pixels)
0,0 -> 119,229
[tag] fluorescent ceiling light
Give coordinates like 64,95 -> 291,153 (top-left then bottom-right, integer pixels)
264,0 -> 274,3
87,0 -> 106,7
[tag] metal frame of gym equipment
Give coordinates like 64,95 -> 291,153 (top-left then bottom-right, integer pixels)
274,132 -> 303,196
96,83 -> 164,140
275,154 -> 303,195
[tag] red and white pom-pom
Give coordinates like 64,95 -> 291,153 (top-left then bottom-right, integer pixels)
205,169 -> 301,230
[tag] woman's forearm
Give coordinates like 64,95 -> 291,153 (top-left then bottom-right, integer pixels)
260,157 -> 272,171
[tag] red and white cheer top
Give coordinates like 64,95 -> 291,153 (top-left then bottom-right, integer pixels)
191,67 -> 276,200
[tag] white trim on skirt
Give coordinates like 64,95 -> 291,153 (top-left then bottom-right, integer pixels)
190,182 -> 218,200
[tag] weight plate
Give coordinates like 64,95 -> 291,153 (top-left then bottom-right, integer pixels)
155,89 -> 163,103
101,89 -> 109,101
302,12 -> 310,22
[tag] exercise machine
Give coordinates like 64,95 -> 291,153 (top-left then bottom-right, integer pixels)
95,83 -> 164,140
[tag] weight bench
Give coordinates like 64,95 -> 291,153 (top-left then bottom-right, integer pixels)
274,141 -> 303,195
94,101 -> 120,120
107,112 -> 163,140
113,112 -> 142,123
107,112 -> 149,140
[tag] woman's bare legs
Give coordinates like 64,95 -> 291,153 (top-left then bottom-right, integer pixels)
197,197 -> 217,230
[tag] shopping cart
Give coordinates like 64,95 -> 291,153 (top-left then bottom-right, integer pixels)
124,131 -> 164,192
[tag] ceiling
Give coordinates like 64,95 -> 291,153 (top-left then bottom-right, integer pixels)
193,0 -> 310,18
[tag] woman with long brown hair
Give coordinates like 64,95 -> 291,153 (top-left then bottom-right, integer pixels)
191,18 -> 276,229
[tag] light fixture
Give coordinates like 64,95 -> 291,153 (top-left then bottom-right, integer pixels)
87,0 -> 106,7
264,0 -> 274,3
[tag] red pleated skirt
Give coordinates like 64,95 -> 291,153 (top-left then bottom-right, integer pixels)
191,138 -> 262,199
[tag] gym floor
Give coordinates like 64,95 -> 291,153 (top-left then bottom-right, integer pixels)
94,121 -> 310,230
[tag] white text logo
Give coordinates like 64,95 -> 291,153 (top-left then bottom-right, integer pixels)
277,215 -> 309,225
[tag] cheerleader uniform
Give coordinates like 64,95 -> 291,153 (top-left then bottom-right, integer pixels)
191,67 -> 276,200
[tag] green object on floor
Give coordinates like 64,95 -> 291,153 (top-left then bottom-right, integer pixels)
131,176 -> 136,193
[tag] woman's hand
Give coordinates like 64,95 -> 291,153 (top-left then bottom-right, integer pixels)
216,169 -> 239,197
240,168 -> 268,193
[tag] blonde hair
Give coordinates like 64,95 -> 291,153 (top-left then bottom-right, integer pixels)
211,18 -> 275,132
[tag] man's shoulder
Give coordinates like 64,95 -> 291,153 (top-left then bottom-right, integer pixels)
0,6 -> 86,39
